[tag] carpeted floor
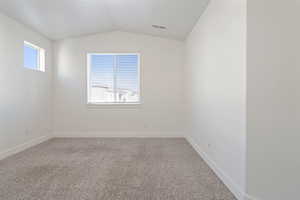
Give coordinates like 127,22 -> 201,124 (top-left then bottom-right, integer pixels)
0,138 -> 236,200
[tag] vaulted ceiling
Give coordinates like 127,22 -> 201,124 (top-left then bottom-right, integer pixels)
0,0 -> 209,40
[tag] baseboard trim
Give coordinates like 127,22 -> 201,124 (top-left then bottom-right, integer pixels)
244,194 -> 260,200
53,131 -> 183,138
186,135 -> 246,200
0,135 -> 52,160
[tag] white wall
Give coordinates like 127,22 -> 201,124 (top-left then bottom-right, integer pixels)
0,13 -> 52,157
185,0 -> 246,198
53,31 -> 185,137
247,1 -> 300,199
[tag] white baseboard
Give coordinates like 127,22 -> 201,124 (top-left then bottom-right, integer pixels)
244,194 -> 260,200
53,131 -> 183,138
186,135 -> 247,200
0,135 -> 52,160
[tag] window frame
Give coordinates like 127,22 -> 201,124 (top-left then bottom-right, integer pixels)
24,41 -> 45,72
86,53 -> 141,105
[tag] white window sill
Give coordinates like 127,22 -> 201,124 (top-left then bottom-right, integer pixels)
87,102 -> 142,109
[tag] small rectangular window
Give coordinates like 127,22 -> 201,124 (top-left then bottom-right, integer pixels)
24,41 -> 45,72
87,53 -> 140,104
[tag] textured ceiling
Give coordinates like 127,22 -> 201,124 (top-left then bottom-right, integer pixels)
0,0 -> 209,40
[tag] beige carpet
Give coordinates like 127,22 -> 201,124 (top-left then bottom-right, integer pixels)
0,138 -> 236,200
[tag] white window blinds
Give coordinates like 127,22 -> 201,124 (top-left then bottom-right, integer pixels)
88,54 -> 140,104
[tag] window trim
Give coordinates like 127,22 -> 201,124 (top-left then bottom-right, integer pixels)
24,41 -> 45,72
86,53 -> 141,105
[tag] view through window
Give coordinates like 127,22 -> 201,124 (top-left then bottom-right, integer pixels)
24,41 -> 45,71
87,53 -> 140,104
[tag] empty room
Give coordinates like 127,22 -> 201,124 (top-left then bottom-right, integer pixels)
0,0 -> 299,200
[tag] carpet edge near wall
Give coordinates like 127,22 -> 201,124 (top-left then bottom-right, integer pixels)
186,135 -> 248,200
52,131 -> 184,138
0,135 -> 52,160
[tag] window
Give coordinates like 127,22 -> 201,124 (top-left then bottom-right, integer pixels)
87,53 -> 140,104
24,41 -> 45,71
